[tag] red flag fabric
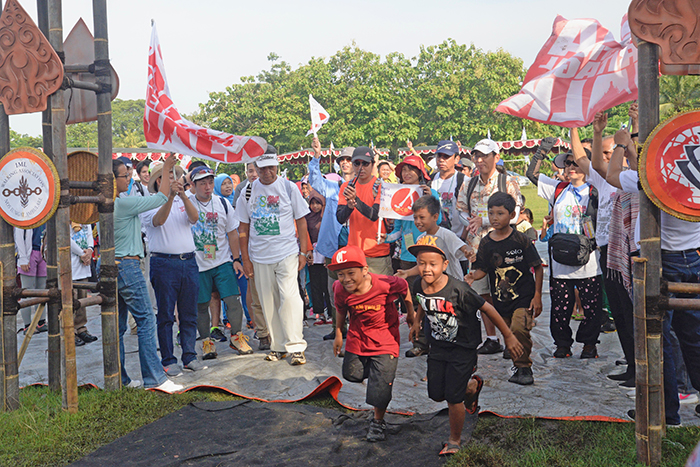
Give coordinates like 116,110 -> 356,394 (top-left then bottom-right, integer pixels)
144,24 -> 267,163
306,94 -> 330,136
495,15 -> 637,128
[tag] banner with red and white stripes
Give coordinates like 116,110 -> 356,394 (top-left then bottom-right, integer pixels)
496,15 -> 637,128
144,24 -> 267,163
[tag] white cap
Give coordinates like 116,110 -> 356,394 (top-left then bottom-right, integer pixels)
255,153 -> 279,168
472,139 -> 500,155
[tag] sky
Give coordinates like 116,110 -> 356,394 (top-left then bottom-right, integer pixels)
9,0 -> 630,137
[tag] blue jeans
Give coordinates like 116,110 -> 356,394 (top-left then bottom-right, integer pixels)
150,255 -> 199,367
661,250 -> 700,424
117,259 -> 167,388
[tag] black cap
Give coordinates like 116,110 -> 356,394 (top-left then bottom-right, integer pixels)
352,146 -> 374,163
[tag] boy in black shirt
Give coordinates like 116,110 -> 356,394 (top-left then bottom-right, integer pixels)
468,192 -> 543,385
408,241 -> 522,457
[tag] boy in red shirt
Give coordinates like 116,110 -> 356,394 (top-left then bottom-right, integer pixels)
329,245 -> 414,442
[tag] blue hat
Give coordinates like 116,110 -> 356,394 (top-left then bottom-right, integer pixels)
436,140 -> 458,156
116,156 -> 133,168
190,165 -> 215,182
496,159 -> 504,166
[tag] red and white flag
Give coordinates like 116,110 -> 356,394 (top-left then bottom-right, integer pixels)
496,15 -> 637,127
144,24 -> 267,163
379,182 -> 422,221
306,94 -> 330,136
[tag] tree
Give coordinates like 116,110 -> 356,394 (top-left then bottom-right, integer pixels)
10,130 -> 43,148
66,98 -> 147,148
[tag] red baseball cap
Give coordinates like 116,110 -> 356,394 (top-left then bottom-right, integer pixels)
327,245 -> 368,271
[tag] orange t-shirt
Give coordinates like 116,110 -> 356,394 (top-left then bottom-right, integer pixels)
338,177 -> 390,258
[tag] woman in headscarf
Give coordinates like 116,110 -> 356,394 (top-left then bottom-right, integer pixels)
214,174 -> 236,206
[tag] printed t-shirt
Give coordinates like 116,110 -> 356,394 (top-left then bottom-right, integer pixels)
70,225 -> 93,280
537,174 -> 601,279
414,275 -> 485,356
236,176 -> 310,264
333,273 -> 408,357
431,172 -> 462,236
338,177 -> 389,257
472,229 -> 541,317
141,196 -> 196,255
188,194 -> 240,272
416,227 -> 466,280
585,168 -> 617,247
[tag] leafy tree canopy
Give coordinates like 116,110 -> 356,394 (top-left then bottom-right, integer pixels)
65,98 -> 147,149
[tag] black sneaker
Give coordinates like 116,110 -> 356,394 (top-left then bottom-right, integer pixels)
619,378 -> 635,388
477,339 -> 503,355
627,410 -> 681,427
210,327 -> 227,342
405,347 -> 428,358
553,346 -> 572,358
366,419 -> 386,442
323,330 -> 336,341
77,331 -> 98,343
608,371 -> 633,381
258,335 -> 271,351
601,318 -> 616,333
75,336 -> 85,347
502,348 -> 511,360
580,345 -> 598,359
36,320 -> 48,333
508,367 -> 534,385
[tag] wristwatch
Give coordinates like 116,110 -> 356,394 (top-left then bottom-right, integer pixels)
614,144 -> 627,151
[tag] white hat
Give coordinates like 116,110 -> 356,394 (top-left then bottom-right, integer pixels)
472,139 -> 500,155
255,153 -> 279,168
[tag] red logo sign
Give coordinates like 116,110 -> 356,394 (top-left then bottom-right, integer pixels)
391,188 -> 420,217
641,110 -> 700,221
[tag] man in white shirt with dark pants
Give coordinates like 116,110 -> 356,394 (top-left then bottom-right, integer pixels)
238,148 -> 311,365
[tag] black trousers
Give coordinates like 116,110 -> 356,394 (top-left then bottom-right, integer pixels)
308,264 -> 331,317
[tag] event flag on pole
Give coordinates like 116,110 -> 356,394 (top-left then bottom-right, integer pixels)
495,15 -> 637,128
306,94 -> 330,136
379,182 -> 422,221
144,24 -> 267,163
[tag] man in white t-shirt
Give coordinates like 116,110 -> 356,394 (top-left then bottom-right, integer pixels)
238,148 -> 311,365
142,162 -> 205,376
607,128 -> 700,426
188,165 -> 252,359
574,118 -> 636,386
431,140 -> 466,237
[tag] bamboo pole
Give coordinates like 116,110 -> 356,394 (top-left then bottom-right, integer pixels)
636,39 -> 663,467
93,0 -> 120,391
38,0 -> 61,394
0,99 -> 18,411
18,298 -> 50,309
18,304 -> 46,367
48,0 -> 78,413
665,282 -> 700,295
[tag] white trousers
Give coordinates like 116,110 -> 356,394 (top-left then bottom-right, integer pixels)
253,254 -> 307,353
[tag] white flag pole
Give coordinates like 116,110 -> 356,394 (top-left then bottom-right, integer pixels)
377,216 -> 383,243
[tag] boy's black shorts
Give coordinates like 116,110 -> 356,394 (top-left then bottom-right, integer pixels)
342,351 -> 398,410
427,347 -> 478,404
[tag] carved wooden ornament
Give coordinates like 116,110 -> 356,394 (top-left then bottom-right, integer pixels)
628,0 -> 700,74
0,0 -> 64,115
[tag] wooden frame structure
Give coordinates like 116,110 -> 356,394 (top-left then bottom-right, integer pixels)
0,0 -> 119,413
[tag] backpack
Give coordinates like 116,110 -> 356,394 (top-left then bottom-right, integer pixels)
548,182 -> 598,267
464,173 -> 508,216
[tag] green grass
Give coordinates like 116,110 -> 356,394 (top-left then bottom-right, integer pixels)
2,386 -> 698,466
520,183 -> 549,231
445,414 -> 700,467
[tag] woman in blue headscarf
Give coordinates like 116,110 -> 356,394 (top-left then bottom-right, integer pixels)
214,174 -> 235,206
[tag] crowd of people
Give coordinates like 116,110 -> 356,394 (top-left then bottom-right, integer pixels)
15,105 -> 700,455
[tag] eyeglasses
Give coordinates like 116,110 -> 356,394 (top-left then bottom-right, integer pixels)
353,160 -> 371,167
564,159 -> 579,168
115,174 -> 129,179
337,157 -> 351,163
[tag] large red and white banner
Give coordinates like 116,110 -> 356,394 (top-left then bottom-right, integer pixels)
496,15 -> 637,128
144,25 -> 267,163
379,182 -> 422,221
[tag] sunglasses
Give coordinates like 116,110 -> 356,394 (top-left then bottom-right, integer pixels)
353,160 -> 371,167
564,159 -> 579,168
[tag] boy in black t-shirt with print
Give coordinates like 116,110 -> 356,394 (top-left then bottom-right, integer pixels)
408,241 -> 523,457
468,192 -> 543,385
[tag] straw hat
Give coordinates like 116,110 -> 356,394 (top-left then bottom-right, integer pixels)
148,162 -> 185,194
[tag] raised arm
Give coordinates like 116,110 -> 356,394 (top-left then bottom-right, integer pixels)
606,129 -> 634,189
526,136 -> 557,185
571,127 -> 590,176
591,112 -> 608,176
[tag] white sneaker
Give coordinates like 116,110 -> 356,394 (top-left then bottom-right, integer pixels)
126,379 -> 142,389
152,379 -> 184,393
679,393 -> 699,404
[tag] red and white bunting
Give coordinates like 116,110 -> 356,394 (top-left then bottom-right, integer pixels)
306,94 -> 330,136
379,182 -> 422,221
144,24 -> 267,163
496,15 -> 637,128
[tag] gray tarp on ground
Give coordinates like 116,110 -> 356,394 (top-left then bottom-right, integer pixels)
18,287 -> 699,424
